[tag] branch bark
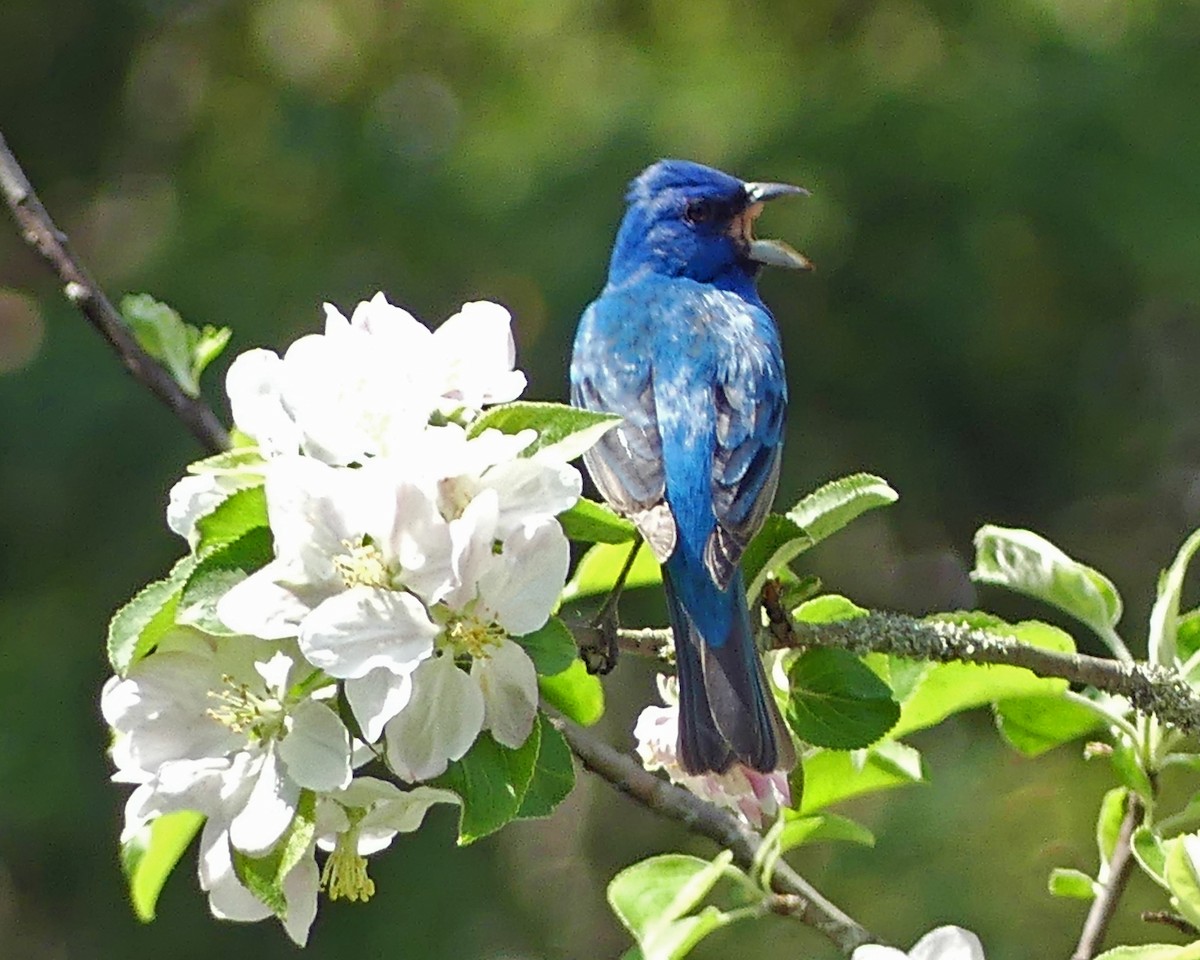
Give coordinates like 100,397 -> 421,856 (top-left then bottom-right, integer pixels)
0,130 -> 228,453
554,717 -> 876,955
1072,794 -> 1144,960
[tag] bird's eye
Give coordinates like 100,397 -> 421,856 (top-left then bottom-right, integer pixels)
684,199 -> 716,225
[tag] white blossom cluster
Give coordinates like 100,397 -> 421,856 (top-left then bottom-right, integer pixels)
102,294 -> 582,943
634,674 -> 790,828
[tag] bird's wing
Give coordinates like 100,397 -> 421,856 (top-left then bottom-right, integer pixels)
571,299 -> 677,561
704,319 -> 786,591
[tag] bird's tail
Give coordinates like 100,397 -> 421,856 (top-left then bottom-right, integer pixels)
664,562 -> 795,775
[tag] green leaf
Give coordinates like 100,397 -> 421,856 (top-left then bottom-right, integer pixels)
561,541 -> 661,604
1048,867 -> 1098,900
777,811 -> 875,853
120,294 -> 230,397
608,852 -> 744,960
193,485 -> 268,556
888,618 -> 1075,739
1165,835 -> 1200,930
1149,528 -> 1200,667
971,525 -> 1124,655
742,514 -> 812,602
467,401 -> 620,462
1111,736 -> 1154,800
785,648 -> 900,749
231,790 -> 317,918
994,693 -> 1106,757
515,617 -> 578,677
539,660 -> 605,726
1097,787 -> 1129,864
177,527 -> 274,635
558,498 -> 637,544
1132,827 -> 1170,890
435,727 -> 541,844
799,740 -> 924,814
787,473 -> 898,545
121,810 -> 204,922
1177,609 -> 1200,672
792,594 -> 868,624
107,555 -> 197,675
516,714 -> 575,819
1096,945 -> 1200,960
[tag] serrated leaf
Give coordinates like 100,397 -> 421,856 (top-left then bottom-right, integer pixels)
777,811 -> 875,853
785,649 -> 899,749
468,402 -> 620,462
994,693 -> 1105,757
231,790 -> 317,918
177,527 -> 274,635
516,714 -> 575,819
1096,945 -> 1200,960
1166,835 -> 1200,930
787,473 -> 898,545
888,618 -> 1075,739
608,852 -> 735,948
107,555 -> 197,675
792,594 -> 868,624
557,498 -> 637,544
561,541 -> 661,604
190,324 -> 232,379
1149,529 -> 1200,667
971,525 -> 1124,654
538,660 -> 605,726
435,727 -> 541,844
121,810 -> 204,922
515,617 -> 578,677
193,485 -> 268,556
799,740 -> 924,814
742,514 -> 812,602
1048,867 -> 1098,900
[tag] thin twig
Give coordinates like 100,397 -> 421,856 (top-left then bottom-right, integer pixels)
1072,794 -> 1144,960
0,130 -> 228,453
554,717 -> 876,956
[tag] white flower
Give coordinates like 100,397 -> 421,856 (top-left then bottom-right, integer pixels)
224,294 -> 526,466
634,675 -> 790,829
313,777 -> 459,902
852,927 -> 987,960
383,493 -> 567,782
103,637 -> 353,945
216,456 -> 448,741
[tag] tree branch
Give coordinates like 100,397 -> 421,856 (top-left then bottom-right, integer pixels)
553,718 -> 876,956
1072,794 -> 1144,960
575,588 -> 1200,736
0,130 -> 228,453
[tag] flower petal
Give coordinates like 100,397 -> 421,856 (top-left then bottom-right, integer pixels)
470,639 -> 538,749
229,747 -> 299,855
216,562 -> 320,640
384,654 -> 484,782
278,700 -> 352,792
280,853 -> 320,946
199,818 -> 273,921
225,349 -> 301,458
345,667 -> 414,743
909,927 -> 987,960
482,458 -> 581,538
299,586 -> 437,679
480,518 -> 569,636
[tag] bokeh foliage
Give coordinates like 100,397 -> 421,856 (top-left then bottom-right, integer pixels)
2,0 -> 1199,956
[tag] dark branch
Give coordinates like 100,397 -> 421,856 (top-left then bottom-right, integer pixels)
554,718 -> 876,956
0,130 -> 229,453
1072,794 -> 1144,960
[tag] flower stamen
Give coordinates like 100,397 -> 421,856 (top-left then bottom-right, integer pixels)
206,675 -> 284,742
320,820 -> 375,902
443,615 -> 506,659
333,537 -> 394,589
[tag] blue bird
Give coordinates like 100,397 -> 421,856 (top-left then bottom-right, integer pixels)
571,159 -> 810,774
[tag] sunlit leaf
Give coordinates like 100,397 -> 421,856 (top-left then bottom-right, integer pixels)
799,741 -> 924,814
107,555 -> 196,675
561,541 -> 660,603
777,811 -> 875,852
515,616 -> 578,676
994,693 -> 1105,757
1148,528 -> 1200,667
121,810 -> 204,922
467,401 -> 620,462
435,727 -> 541,844
742,514 -> 811,602
538,660 -> 605,726
785,649 -> 899,749
786,473 -> 898,545
177,526 -> 273,635
558,498 -> 637,544
1048,867 -> 1097,900
232,790 -> 317,918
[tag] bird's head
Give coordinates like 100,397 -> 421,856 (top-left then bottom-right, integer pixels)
606,159 -> 811,289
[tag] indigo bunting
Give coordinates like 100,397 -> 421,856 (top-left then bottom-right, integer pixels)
571,159 -> 809,774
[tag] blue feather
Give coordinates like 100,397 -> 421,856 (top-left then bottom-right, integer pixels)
571,159 -> 807,774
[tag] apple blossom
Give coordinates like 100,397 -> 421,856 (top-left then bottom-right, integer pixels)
852,927 -> 987,960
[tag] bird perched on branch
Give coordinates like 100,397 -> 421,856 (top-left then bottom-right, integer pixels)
571,159 -> 810,775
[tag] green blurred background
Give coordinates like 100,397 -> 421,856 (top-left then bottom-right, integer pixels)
2,0 -> 1199,956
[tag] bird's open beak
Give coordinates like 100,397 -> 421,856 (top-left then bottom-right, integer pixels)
738,181 -> 813,271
